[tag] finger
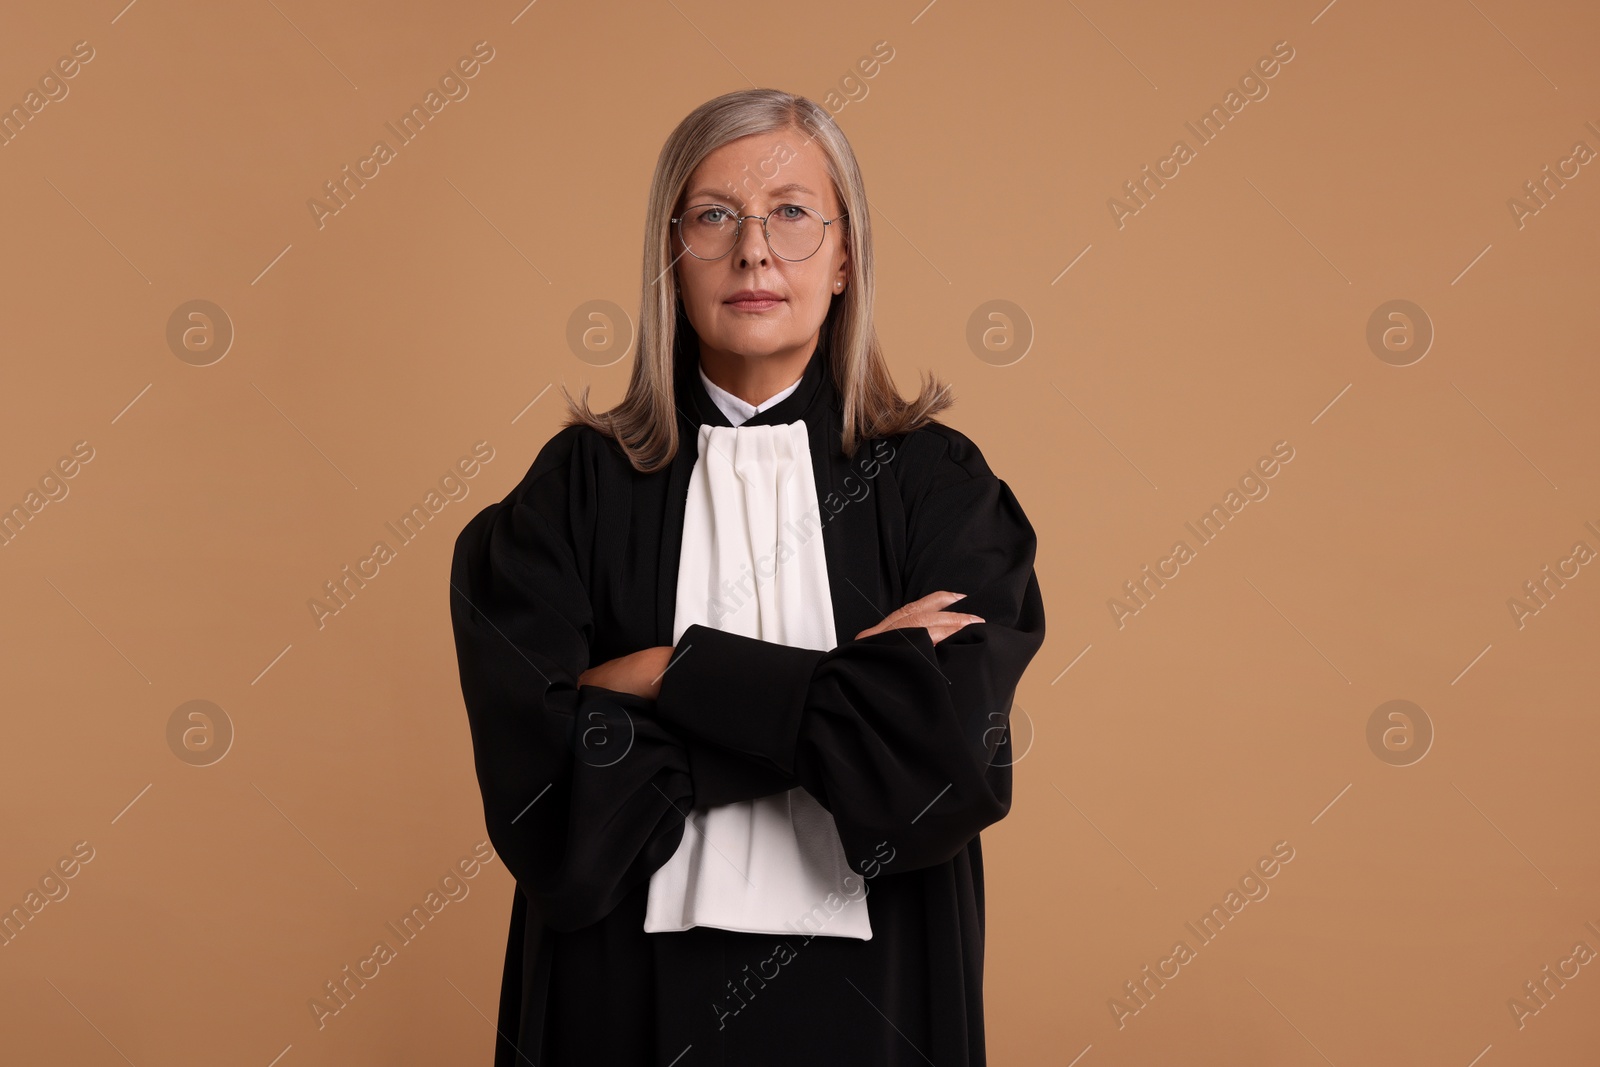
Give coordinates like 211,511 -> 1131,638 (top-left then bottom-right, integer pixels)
898,590 -> 967,617
926,615 -> 984,645
880,591 -> 967,629
858,610 -> 983,644
907,610 -> 984,628
871,604 -> 921,630
856,594 -> 981,638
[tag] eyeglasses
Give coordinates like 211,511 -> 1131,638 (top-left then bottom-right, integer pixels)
671,203 -> 848,262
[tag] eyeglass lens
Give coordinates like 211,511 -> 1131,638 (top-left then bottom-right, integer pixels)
678,204 -> 829,261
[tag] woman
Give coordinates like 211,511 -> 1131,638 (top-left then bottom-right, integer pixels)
450,88 -> 1046,1066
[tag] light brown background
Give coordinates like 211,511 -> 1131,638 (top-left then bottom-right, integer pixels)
3,0 -> 1598,1063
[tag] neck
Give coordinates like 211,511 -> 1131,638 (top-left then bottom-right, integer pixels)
697,334 -> 816,408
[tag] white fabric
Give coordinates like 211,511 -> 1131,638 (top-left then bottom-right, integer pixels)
643,418 -> 872,940
698,362 -> 803,426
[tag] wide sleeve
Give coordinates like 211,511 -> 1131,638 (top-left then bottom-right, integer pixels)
650,426 -> 1047,876
448,427 -> 797,933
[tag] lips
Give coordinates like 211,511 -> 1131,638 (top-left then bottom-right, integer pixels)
725,289 -> 784,310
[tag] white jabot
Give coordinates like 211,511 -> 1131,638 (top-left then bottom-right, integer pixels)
643,414 -> 872,940
698,362 -> 803,427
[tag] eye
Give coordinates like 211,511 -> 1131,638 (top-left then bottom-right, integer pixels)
695,205 -> 732,224
774,204 -> 807,220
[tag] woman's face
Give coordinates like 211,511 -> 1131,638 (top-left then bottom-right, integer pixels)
672,127 -> 849,368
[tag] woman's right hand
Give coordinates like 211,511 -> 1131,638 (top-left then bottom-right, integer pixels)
854,590 -> 984,646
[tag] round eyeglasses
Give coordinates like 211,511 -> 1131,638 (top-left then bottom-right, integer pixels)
671,203 -> 848,262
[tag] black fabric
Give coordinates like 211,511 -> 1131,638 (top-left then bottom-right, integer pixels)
449,333 -> 1047,1066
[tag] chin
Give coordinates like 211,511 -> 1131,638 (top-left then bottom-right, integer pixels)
713,340 -> 791,360
708,322 -> 792,354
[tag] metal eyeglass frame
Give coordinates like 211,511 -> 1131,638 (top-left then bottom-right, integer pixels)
670,203 -> 849,262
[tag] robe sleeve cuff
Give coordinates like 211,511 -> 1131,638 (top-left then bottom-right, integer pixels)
653,622 -> 825,776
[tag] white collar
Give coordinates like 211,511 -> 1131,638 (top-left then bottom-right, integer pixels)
698,361 -> 803,427
646,419 -> 871,940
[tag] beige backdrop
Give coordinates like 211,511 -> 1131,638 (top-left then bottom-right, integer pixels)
3,0 -> 1598,1064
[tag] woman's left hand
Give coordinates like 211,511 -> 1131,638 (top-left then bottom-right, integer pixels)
577,646 -> 675,701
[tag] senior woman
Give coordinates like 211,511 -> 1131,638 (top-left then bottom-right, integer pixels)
450,87 -> 1046,1066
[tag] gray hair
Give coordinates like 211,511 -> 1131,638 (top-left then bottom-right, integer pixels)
558,88 -> 953,472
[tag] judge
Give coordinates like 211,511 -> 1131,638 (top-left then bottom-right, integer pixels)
449,87 -> 1047,1066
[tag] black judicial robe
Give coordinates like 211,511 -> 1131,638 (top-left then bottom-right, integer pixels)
449,339 -> 1047,1066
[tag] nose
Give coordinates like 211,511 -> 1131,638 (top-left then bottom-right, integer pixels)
733,213 -> 772,269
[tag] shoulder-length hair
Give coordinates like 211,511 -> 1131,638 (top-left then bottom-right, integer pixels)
557,87 -> 954,473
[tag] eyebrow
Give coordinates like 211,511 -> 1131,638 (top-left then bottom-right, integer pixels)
683,182 -> 821,207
